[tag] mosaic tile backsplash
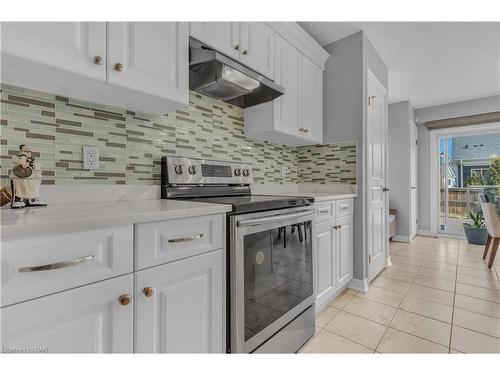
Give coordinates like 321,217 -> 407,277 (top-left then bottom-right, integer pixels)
0,85 -> 356,186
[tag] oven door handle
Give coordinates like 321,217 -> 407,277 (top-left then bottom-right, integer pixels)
236,209 -> 315,227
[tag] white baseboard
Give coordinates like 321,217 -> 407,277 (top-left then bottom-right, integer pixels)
348,278 -> 369,293
385,256 -> 392,267
392,235 -> 411,243
417,230 -> 438,237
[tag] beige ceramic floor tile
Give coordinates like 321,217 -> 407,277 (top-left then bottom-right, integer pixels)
451,326 -> 500,353
380,268 -> 416,283
417,267 -> 456,281
453,308 -> 500,338
376,328 -> 449,353
328,292 -> 355,310
344,296 -> 397,325
325,311 -> 387,349
371,276 -> 411,294
412,274 -> 456,292
455,282 -> 500,303
389,261 -> 420,273
457,266 -> 497,280
389,310 -> 451,346
399,295 -> 453,323
300,329 -> 373,353
344,288 -> 357,295
356,286 -> 405,308
458,259 -> 489,270
454,294 -> 500,319
456,273 -> 500,290
406,284 -> 455,306
316,306 -> 341,328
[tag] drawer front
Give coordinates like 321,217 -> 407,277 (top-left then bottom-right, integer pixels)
1,226 -> 133,307
336,199 -> 354,217
135,214 -> 223,270
314,202 -> 334,223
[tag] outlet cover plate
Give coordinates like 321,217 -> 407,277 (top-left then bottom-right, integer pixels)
83,146 -> 100,170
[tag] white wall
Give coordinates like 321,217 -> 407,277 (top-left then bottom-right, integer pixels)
323,31 -> 388,281
415,95 -> 500,232
388,101 -> 413,239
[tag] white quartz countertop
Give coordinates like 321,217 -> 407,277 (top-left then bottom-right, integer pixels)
1,199 -> 232,240
265,192 -> 357,202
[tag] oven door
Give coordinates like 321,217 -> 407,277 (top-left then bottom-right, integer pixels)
230,207 -> 316,353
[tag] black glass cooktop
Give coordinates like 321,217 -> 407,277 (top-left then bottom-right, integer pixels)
183,195 -> 314,214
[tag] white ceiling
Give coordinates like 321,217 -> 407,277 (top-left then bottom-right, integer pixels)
299,22 -> 500,109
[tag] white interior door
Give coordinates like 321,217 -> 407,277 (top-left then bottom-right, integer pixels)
410,122 -> 418,239
366,70 -> 388,282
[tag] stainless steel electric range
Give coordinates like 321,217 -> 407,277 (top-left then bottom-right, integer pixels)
161,156 -> 316,353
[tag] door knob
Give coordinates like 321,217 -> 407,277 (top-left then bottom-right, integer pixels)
143,287 -> 154,297
383,187 -> 390,192
93,56 -> 103,65
114,63 -> 124,72
118,294 -> 131,305
242,49 -> 248,56
234,44 -> 240,51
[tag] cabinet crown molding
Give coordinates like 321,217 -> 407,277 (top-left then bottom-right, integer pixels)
266,22 -> 329,69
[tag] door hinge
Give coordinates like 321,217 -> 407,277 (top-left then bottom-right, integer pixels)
368,95 -> 375,106
369,254 -> 372,263
416,219 -> 419,224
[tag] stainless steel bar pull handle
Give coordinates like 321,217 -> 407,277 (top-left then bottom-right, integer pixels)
168,233 -> 204,243
237,209 -> 315,227
19,255 -> 95,273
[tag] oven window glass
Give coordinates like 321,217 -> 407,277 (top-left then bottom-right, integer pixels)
243,220 -> 313,342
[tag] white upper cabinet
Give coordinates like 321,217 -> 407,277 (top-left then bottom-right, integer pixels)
245,32 -> 325,145
274,34 -> 301,135
240,22 -> 275,79
107,22 -> 188,104
1,274 -> 134,353
189,22 -> 240,60
189,22 -> 275,80
1,22 -> 189,115
1,22 -> 106,81
300,55 -> 323,143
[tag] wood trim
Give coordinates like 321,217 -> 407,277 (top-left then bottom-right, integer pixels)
425,111 -> 500,129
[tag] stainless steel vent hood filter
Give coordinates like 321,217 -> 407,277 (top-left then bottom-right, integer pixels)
189,38 -> 285,108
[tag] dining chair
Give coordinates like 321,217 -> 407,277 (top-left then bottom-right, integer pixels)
480,201 -> 500,269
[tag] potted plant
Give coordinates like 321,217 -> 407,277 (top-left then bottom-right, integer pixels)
463,211 -> 488,245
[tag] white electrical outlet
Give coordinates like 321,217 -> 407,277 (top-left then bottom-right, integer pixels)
83,146 -> 100,170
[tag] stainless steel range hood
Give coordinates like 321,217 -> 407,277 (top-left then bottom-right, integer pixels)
189,38 -> 285,108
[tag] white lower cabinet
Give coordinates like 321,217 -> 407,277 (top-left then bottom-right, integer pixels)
134,249 -> 224,353
1,274 -> 134,353
314,199 -> 354,310
315,220 -> 336,308
336,214 -> 354,289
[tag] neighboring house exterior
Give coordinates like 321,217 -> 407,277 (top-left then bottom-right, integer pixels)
449,133 -> 500,187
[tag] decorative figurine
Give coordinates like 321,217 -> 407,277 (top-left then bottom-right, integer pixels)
9,144 -> 47,208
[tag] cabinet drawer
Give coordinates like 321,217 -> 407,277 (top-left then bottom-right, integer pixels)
1,226 -> 133,307
336,199 -> 354,217
314,202 -> 334,223
135,214 -> 223,270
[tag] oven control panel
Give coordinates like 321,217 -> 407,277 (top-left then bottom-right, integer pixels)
163,156 -> 253,185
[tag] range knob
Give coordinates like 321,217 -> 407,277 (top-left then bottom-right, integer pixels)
242,169 -> 250,177
234,168 -> 241,176
174,165 -> 183,174
188,165 -> 196,175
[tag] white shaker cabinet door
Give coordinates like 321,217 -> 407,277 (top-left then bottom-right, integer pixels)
107,22 -> 189,103
273,34 -> 301,136
300,55 -> 323,143
0,22 -> 106,81
336,215 -> 354,289
240,22 -> 275,79
1,274 -> 134,353
189,22 -> 240,59
314,220 -> 336,308
135,249 -> 224,353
